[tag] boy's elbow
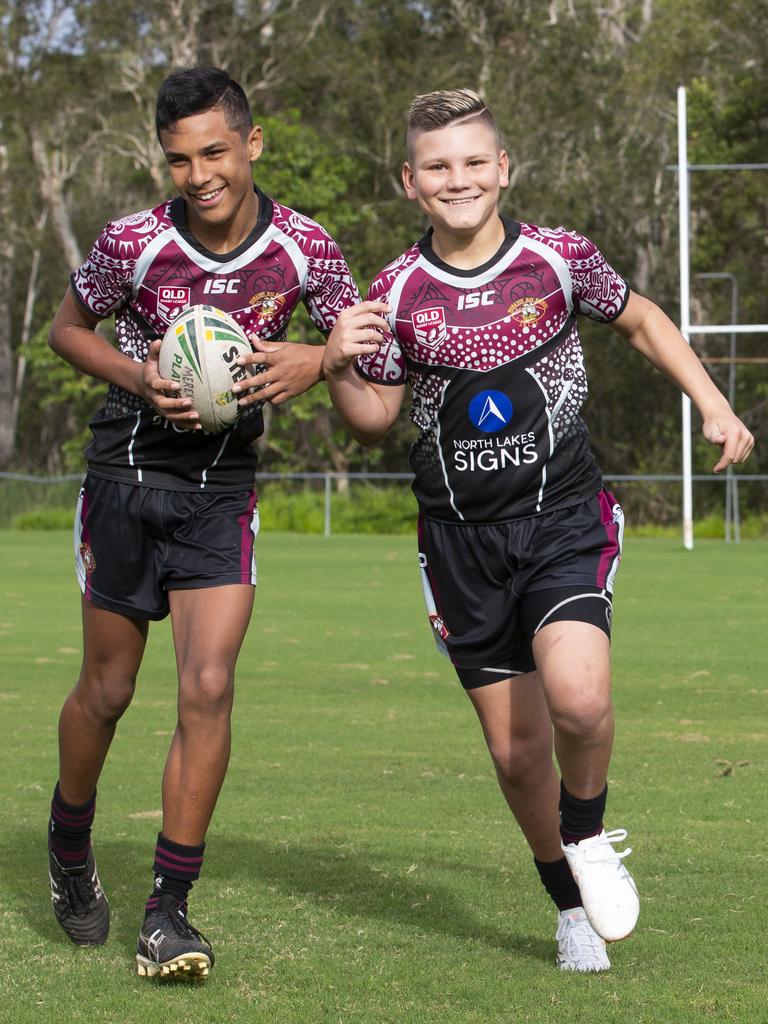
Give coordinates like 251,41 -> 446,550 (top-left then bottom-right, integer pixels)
48,324 -> 63,354
355,427 -> 388,447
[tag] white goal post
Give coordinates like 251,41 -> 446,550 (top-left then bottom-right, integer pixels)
676,86 -> 768,549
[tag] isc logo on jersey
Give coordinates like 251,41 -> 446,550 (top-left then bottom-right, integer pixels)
457,289 -> 495,310
203,278 -> 241,295
452,390 -> 538,472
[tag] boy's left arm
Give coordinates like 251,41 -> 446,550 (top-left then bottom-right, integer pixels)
234,336 -> 324,407
234,233 -> 361,408
610,291 -> 755,472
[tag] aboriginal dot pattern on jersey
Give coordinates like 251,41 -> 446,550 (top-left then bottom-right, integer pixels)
420,312 -> 558,372
70,193 -> 360,490
411,374 -> 445,433
359,222 -> 628,521
527,323 -> 588,445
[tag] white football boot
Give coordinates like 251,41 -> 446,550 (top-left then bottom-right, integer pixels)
561,828 -> 639,942
556,907 -> 610,972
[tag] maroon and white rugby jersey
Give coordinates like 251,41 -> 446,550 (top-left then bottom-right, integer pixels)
357,219 -> 629,523
71,188 -> 359,490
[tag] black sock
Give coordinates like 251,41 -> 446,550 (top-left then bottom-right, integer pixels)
145,833 -> 205,915
559,780 -> 607,844
534,855 -> 582,912
49,783 -> 96,873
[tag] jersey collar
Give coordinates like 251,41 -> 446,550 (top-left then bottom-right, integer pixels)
417,215 -> 521,278
170,185 -> 274,264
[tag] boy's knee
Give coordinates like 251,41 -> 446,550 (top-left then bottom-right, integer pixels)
75,674 -> 136,724
551,698 -> 613,742
178,665 -> 234,718
488,734 -> 550,786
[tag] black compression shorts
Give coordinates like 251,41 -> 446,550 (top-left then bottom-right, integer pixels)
74,474 -> 259,620
417,489 -> 624,688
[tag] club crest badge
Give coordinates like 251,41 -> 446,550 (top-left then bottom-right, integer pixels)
508,297 -> 547,326
79,543 -> 96,575
412,307 -> 448,349
429,613 -> 450,641
249,291 -> 286,318
158,286 -> 191,321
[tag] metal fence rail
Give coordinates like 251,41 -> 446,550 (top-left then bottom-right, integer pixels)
2,470 -> 767,540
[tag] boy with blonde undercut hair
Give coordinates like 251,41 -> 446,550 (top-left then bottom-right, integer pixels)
322,89 -> 753,971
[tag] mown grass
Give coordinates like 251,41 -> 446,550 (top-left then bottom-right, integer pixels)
0,531 -> 766,1023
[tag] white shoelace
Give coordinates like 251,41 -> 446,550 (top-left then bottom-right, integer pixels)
585,828 -> 633,863
556,914 -> 607,963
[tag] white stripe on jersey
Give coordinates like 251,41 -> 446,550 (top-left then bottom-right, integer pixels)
526,368 -> 552,512
515,235 -> 574,313
200,433 -> 232,489
411,238 -> 526,290
132,227 -> 176,295
128,410 -> 143,483
549,374 -> 577,422
385,256 -> 423,327
435,380 -> 463,521
132,223 -> 308,294
270,226 -> 309,299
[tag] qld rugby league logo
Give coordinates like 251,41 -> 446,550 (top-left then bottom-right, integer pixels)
412,307 -> 448,349
158,286 -> 191,321
508,297 -> 547,326
250,291 -> 286,318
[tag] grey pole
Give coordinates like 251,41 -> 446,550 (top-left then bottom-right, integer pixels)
324,473 -> 332,538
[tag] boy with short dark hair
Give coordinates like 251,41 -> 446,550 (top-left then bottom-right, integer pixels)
47,65 -> 359,979
322,88 -> 753,971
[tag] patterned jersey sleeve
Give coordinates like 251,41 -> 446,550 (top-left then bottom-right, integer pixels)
354,271 -> 408,386
561,228 -> 629,323
303,229 -> 361,334
70,221 -> 137,319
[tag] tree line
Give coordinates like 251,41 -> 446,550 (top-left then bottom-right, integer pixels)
1,0 -> 765,516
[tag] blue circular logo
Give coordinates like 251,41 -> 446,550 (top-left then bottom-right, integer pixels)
468,390 -> 513,433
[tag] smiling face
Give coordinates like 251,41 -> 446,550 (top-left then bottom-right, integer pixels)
159,105 -> 262,251
402,119 -> 509,252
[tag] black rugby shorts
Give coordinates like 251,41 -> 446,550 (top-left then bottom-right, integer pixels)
73,474 -> 259,620
417,490 -> 624,688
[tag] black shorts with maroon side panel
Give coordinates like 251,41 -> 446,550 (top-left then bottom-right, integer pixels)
418,489 -> 624,688
74,474 -> 259,621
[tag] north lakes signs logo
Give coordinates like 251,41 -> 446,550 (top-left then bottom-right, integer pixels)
452,390 -> 538,471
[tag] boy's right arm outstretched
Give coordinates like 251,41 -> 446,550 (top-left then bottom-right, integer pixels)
322,301 -> 405,446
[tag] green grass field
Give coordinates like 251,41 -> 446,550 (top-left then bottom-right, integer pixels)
1,531 -> 766,1023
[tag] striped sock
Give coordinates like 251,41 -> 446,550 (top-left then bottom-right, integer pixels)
49,783 -> 96,873
145,833 -> 205,915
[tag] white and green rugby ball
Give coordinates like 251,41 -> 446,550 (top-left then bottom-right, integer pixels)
159,305 -> 252,434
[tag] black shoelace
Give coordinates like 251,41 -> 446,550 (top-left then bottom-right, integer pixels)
160,903 -> 210,946
60,871 -> 98,913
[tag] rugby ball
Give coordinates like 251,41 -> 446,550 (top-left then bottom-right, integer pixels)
159,305 -> 253,433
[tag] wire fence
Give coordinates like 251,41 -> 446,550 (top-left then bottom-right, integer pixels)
2,470 -> 767,540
